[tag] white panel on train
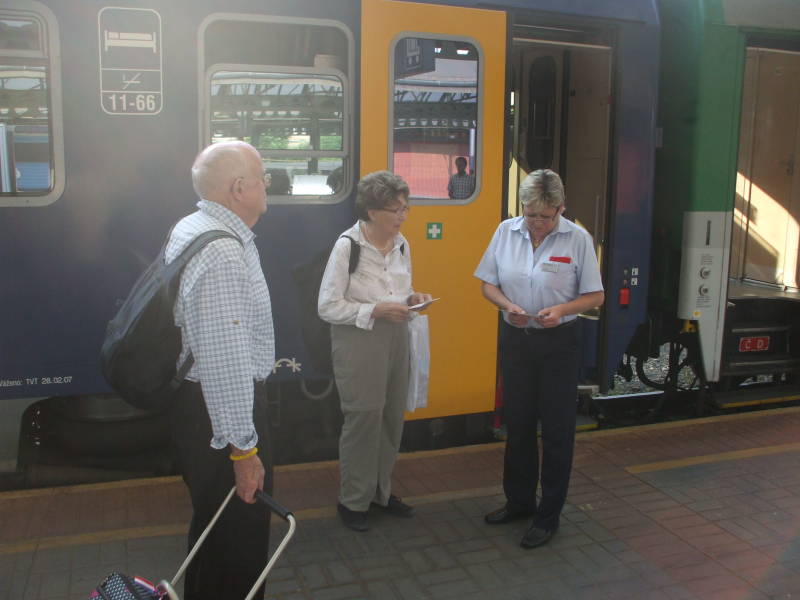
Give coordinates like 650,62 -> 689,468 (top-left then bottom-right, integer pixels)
98,6 -> 163,116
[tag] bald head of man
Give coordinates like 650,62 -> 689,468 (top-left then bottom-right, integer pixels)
191,141 -> 268,228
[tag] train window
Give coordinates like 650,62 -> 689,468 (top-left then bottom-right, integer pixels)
209,69 -> 345,196
200,17 -> 352,203
390,37 -> 480,203
0,6 -> 64,206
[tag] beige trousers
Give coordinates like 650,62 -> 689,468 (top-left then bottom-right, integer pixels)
331,319 -> 409,511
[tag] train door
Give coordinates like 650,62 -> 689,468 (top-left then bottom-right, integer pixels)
509,39 -> 611,248
360,0 -> 506,420
732,48 -> 800,289
508,20 -> 613,382
716,46 -> 800,386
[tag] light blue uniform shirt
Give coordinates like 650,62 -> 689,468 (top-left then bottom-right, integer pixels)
474,216 -> 603,329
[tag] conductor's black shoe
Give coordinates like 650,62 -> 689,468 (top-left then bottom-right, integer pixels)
484,505 -> 535,525
520,525 -> 556,549
372,495 -> 415,518
338,503 -> 369,532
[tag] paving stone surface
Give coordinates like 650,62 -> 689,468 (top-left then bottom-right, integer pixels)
1,408 -> 800,599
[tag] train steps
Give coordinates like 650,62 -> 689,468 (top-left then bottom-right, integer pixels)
712,382 -> 800,409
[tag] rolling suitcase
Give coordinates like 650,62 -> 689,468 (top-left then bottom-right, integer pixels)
90,487 -> 296,600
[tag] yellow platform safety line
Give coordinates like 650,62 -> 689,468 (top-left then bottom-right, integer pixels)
626,441 -> 800,474
580,404 -> 800,437
0,524 -> 188,556
4,406 -> 800,500
715,392 -> 800,409
3,407 -> 800,555
0,485 -> 505,556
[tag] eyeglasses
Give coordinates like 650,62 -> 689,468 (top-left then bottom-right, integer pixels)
380,205 -> 411,216
233,171 -> 270,188
523,210 -> 558,222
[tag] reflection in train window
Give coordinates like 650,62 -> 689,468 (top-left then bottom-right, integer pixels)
391,37 -> 479,202
0,15 -> 53,197
202,18 -> 352,203
209,70 -> 345,196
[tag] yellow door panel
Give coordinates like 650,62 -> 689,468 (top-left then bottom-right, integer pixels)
361,0 -> 507,420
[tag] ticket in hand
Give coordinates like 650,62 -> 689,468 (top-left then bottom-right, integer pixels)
410,298 -> 441,310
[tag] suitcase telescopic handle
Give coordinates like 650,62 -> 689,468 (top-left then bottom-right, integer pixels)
168,487 -> 297,600
255,489 -> 293,521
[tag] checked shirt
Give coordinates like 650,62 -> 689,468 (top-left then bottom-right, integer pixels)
166,200 -> 275,450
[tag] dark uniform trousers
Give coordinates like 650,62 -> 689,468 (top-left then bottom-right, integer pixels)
499,319 -> 580,532
170,380 -> 272,600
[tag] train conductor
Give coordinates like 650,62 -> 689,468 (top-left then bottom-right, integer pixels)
474,169 -> 604,548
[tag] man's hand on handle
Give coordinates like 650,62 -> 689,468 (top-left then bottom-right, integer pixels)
230,447 -> 265,503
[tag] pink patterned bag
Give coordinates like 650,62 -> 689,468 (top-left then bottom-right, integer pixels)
89,572 -> 165,600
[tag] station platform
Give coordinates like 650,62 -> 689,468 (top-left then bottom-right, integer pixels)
2,407 -> 800,600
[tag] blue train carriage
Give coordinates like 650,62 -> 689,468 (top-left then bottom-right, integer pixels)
650,0 -> 800,406
0,0 -> 362,469
0,0 -> 659,476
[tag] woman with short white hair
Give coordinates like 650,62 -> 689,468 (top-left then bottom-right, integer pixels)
474,169 -> 604,548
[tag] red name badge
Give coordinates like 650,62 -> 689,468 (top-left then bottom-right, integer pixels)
550,256 -> 572,264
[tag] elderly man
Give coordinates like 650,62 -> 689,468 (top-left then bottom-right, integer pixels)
166,141 -> 274,599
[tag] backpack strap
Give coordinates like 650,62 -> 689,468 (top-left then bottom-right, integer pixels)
171,229 -> 243,389
174,229 -> 241,263
339,234 -> 403,272
340,234 -> 360,274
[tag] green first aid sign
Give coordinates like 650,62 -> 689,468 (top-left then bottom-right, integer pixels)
427,222 -> 443,240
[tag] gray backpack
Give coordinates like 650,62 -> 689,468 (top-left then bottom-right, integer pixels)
100,229 -> 240,410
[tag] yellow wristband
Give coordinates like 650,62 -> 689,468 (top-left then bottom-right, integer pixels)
229,447 -> 258,461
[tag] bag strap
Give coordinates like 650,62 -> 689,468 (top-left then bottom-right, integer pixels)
339,234 -> 403,274
175,229 -> 242,263
170,229 -> 243,389
340,235 -> 360,274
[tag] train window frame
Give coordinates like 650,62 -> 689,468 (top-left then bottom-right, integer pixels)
197,13 -> 354,205
0,1 -> 64,207
388,33 -> 484,206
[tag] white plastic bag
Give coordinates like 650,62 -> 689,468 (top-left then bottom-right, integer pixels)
407,315 -> 430,411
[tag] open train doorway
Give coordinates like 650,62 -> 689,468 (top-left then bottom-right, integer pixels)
722,45 -> 800,387
732,47 -> 800,290
507,19 -> 613,384
508,23 -> 612,251
508,23 -> 612,269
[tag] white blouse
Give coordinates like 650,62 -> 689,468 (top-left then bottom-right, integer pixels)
318,221 -> 414,330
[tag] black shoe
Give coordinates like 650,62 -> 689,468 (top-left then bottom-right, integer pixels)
484,505 -> 535,525
338,503 -> 369,531
372,495 -> 415,518
520,525 -> 556,549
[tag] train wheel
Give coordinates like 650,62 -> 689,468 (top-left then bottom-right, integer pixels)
635,340 -> 700,392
